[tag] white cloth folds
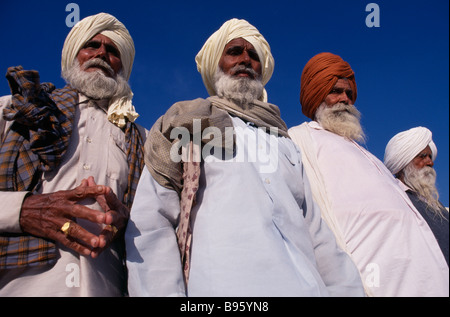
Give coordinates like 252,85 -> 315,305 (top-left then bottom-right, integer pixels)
107,92 -> 139,128
289,123 -> 371,296
289,122 -> 449,297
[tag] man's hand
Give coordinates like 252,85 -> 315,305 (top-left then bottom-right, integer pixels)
19,176 -> 129,258
85,177 -> 130,258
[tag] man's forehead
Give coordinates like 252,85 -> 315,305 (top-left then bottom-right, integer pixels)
224,38 -> 255,49
333,78 -> 352,88
418,145 -> 433,154
87,33 -> 116,45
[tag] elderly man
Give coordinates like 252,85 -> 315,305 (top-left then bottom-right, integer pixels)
125,19 -> 364,297
384,126 -> 449,266
0,13 -> 145,296
288,52 -> 449,296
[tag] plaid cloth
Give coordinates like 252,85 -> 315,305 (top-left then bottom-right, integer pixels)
0,66 -> 145,269
0,67 -> 77,191
0,234 -> 59,269
0,66 -> 77,269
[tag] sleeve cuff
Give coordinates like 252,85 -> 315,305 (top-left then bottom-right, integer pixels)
0,191 -> 30,233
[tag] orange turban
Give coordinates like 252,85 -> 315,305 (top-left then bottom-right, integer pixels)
300,52 -> 357,119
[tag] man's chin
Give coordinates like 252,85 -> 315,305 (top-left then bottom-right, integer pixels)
233,72 -> 253,79
84,67 -> 114,78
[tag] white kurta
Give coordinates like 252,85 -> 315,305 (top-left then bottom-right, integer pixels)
0,94 -> 147,296
125,116 -> 365,297
289,122 -> 449,297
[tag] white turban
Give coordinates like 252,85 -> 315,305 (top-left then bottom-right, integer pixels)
61,13 -> 137,127
384,127 -> 437,175
195,18 -> 274,102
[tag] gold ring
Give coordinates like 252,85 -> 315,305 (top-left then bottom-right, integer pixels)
61,221 -> 71,236
107,225 -> 119,236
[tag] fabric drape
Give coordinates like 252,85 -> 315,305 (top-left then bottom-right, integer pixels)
144,96 -> 289,195
144,96 -> 288,283
0,66 -> 77,269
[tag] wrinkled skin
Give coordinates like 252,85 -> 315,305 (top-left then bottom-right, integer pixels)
20,176 -> 129,258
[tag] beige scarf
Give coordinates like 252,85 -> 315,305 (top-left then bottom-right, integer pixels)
144,96 -> 288,194
144,96 -> 288,284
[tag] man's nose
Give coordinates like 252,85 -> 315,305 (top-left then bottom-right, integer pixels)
338,91 -> 350,104
94,44 -> 108,60
425,156 -> 434,167
238,51 -> 251,66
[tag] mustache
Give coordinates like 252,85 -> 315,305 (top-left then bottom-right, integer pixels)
82,58 -> 115,77
420,166 -> 436,177
330,102 -> 361,118
230,65 -> 260,79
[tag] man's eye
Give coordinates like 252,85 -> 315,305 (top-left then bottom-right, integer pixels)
107,46 -> 120,57
248,51 -> 260,61
228,48 -> 243,55
418,153 -> 431,159
84,42 -> 101,49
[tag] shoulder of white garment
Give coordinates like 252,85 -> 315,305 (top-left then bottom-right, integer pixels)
0,95 -> 13,140
0,95 -> 12,106
308,121 -> 322,130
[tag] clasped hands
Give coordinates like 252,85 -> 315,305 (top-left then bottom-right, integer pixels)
19,176 -> 129,258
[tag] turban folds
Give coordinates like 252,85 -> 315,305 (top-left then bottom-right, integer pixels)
61,13 -> 137,127
384,127 -> 437,175
300,52 -> 357,119
195,18 -> 274,102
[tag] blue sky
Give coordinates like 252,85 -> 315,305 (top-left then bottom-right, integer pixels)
0,0 -> 448,205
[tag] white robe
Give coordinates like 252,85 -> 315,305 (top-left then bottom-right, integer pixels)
125,116 -> 365,297
288,121 -> 449,297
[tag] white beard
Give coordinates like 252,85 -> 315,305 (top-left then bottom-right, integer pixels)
315,102 -> 366,143
403,163 -> 444,215
213,67 -> 263,107
62,58 -> 131,101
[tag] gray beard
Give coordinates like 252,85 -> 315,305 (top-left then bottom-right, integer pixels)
403,163 -> 444,215
315,102 -> 366,143
213,67 -> 264,107
62,58 -> 131,101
